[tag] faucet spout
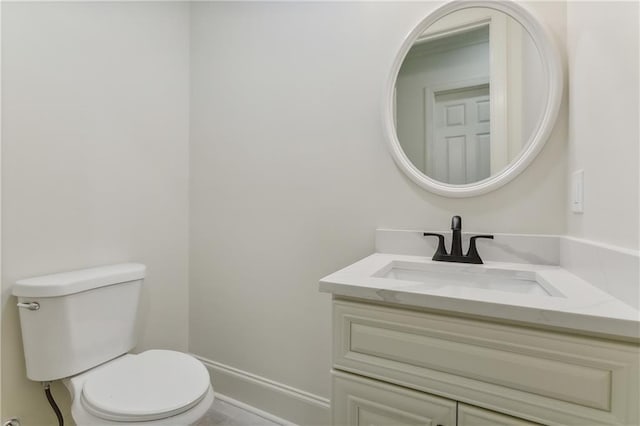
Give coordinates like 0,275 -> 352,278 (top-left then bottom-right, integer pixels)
423,215 -> 493,264
450,215 -> 463,256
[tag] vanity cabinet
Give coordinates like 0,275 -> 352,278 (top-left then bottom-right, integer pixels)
331,299 -> 639,426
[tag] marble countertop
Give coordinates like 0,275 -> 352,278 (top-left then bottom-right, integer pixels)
319,253 -> 640,341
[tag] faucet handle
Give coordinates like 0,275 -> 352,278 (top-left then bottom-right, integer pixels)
451,215 -> 462,230
423,232 -> 448,261
466,235 -> 494,264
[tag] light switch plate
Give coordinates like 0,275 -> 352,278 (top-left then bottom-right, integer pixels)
571,169 -> 584,213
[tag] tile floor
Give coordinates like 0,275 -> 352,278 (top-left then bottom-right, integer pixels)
195,399 -> 281,426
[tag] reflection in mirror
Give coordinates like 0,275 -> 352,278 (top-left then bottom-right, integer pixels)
394,7 -> 545,185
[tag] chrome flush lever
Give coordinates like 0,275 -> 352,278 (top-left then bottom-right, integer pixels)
17,302 -> 40,311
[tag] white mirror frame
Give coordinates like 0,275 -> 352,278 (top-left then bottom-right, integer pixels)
384,0 -> 563,198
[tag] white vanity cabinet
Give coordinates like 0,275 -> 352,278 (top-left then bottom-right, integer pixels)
331,299 -> 639,426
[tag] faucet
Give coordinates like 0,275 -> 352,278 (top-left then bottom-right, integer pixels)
423,216 -> 494,264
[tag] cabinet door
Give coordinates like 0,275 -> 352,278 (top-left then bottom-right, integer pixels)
458,403 -> 540,426
332,370 -> 456,426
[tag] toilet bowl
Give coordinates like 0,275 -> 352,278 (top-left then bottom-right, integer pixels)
13,263 -> 214,425
65,351 -> 214,425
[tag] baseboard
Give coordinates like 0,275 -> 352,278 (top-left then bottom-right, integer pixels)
214,393 -> 297,426
193,354 -> 331,425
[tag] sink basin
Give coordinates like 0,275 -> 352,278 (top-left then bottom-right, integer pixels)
320,253 -> 640,340
373,261 -> 564,297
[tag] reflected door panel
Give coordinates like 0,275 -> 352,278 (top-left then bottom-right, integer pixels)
429,85 -> 490,184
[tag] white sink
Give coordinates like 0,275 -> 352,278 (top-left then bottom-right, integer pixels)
372,261 -> 564,297
319,253 -> 640,340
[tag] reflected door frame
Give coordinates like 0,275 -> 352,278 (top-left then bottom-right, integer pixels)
418,9 -> 523,176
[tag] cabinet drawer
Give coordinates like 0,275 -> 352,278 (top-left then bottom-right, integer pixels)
333,300 -> 639,425
332,370 -> 457,426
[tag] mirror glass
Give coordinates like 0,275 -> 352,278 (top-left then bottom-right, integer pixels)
393,7 -> 546,185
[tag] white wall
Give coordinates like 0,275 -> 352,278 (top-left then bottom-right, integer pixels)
566,1 -> 639,250
189,2 -> 567,423
1,2 -> 190,424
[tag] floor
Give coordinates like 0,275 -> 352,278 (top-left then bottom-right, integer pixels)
195,399 -> 282,426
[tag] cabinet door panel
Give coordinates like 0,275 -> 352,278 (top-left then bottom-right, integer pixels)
458,403 -> 540,426
332,370 -> 456,426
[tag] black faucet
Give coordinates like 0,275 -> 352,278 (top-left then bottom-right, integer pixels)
423,216 -> 494,264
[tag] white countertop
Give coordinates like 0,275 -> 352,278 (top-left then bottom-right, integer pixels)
319,253 -> 640,341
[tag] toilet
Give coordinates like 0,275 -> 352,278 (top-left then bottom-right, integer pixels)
13,263 -> 214,425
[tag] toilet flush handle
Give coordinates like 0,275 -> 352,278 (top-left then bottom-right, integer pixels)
17,301 -> 40,311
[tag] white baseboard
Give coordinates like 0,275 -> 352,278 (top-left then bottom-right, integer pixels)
193,354 -> 331,426
214,393 -> 297,426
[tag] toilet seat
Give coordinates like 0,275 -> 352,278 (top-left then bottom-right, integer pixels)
80,350 -> 210,422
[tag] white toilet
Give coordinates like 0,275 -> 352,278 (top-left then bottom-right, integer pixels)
13,263 -> 214,425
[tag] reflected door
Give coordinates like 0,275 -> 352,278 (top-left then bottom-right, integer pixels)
428,85 -> 490,184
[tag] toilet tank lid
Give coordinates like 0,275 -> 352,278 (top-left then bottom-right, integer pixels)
13,263 -> 146,298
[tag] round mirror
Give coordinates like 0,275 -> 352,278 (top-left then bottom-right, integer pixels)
384,1 -> 563,197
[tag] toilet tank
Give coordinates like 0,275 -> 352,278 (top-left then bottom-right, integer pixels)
13,263 -> 146,381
